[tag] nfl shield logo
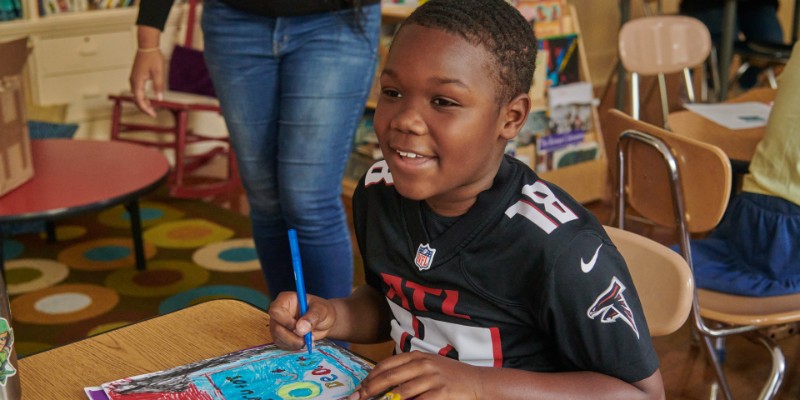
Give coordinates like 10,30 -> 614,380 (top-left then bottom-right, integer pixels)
415,243 -> 436,271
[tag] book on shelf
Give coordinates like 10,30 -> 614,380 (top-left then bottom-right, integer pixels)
84,339 -> 375,400
0,0 -> 22,21
535,140 -> 599,173
538,33 -> 580,88
352,111 -> 383,162
534,81 -> 596,173
354,110 -> 377,146
529,50 -> 549,103
514,0 -> 565,39
518,106 -> 549,148
38,0 -> 133,15
543,81 -> 593,148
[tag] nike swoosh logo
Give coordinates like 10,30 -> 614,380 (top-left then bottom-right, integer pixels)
580,244 -> 603,273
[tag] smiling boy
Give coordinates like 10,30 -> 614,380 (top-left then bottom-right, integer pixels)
268,0 -> 665,398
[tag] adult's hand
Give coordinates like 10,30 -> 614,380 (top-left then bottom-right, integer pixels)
129,25 -> 164,117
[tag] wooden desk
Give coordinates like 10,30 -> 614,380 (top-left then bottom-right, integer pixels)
19,299 -> 270,399
667,88 -> 776,162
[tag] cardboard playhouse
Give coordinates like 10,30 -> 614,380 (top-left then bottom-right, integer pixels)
0,37 -> 33,197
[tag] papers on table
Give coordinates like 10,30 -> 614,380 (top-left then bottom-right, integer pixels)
683,102 -> 772,130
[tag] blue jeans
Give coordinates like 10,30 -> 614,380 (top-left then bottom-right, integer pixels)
202,0 -> 380,299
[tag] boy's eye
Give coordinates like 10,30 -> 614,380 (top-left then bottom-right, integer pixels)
432,97 -> 458,107
381,88 -> 401,98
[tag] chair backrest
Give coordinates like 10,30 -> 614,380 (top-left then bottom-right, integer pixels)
604,225 -> 693,337
607,109 -> 731,233
618,15 -> 712,128
618,15 -> 711,76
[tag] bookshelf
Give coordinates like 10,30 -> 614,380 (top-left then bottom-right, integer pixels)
345,3 -> 607,204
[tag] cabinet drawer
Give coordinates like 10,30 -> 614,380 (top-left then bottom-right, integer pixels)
34,30 -> 134,76
36,67 -> 130,106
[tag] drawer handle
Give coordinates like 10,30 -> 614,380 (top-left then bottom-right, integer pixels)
82,89 -> 101,98
78,43 -> 98,56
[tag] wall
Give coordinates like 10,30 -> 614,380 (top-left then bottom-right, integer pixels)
572,0 -> 796,88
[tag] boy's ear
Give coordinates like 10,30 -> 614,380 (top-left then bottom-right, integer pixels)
500,93 -> 531,141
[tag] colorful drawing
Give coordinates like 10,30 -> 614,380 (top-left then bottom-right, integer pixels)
99,340 -> 373,400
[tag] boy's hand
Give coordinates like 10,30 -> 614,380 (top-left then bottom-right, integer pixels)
347,351 -> 483,400
267,291 -> 337,350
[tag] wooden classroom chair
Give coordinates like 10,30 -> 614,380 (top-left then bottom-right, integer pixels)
608,108 -> 800,400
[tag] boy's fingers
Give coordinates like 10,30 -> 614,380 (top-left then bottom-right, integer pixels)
295,319 -> 312,335
267,293 -> 299,326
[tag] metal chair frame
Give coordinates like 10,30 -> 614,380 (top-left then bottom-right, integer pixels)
614,123 -> 788,400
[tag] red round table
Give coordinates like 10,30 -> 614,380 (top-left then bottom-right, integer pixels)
0,139 -> 170,271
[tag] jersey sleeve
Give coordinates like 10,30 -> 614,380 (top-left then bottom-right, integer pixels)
540,229 -> 660,383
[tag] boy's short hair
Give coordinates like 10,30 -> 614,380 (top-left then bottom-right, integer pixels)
401,0 -> 537,104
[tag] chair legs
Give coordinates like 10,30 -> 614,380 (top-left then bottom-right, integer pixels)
700,332 -> 735,400
693,325 -> 786,400
108,95 -> 240,199
753,332 -> 785,400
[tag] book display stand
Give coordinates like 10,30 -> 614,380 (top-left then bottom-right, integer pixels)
534,4 -> 607,203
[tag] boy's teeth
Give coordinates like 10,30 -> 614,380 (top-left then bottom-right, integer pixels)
398,150 -> 420,159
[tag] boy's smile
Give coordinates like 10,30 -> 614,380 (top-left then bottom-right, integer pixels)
374,25 -> 526,217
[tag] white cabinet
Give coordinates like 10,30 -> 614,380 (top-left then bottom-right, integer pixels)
0,3 -> 184,139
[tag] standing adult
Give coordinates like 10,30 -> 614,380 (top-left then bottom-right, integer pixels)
130,0 -> 381,300
680,0 -> 784,89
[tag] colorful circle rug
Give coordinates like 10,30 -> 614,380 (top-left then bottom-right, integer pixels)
2,193 -> 268,357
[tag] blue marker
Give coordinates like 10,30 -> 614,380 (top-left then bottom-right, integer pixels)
288,228 -> 313,354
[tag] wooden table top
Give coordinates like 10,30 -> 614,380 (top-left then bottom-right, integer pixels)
667,88 -> 776,162
0,139 -> 169,223
19,299 -> 271,399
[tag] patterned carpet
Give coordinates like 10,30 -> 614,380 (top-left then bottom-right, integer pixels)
1,191 -> 269,358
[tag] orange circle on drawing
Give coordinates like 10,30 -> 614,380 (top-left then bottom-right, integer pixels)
11,284 -> 118,324
58,238 -> 157,271
144,219 -> 234,249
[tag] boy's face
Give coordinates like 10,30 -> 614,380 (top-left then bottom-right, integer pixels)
374,25 -> 527,216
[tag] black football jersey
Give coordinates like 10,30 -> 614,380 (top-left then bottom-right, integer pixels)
353,155 -> 659,383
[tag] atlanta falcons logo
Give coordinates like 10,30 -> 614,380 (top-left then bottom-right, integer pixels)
587,276 -> 640,339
